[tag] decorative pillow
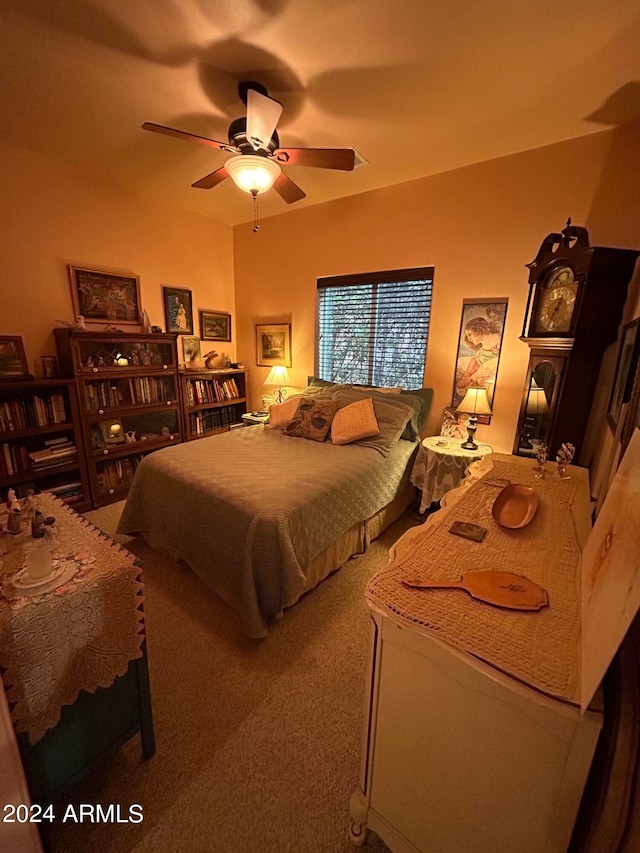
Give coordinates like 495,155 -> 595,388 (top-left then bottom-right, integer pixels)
332,390 -> 413,456
265,396 -> 301,429
331,397 -> 380,445
284,397 -> 338,441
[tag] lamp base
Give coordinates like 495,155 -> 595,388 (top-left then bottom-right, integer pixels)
274,388 -> 288,404
460,416 -> 478,450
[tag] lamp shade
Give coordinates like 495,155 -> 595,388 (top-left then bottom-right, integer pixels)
456,387 -> 492,416
526,382 -> 550,415
226,154 -> 281,194
264,365 -> 290,387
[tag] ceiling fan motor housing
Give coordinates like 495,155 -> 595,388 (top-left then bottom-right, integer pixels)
228,118 -> 279,156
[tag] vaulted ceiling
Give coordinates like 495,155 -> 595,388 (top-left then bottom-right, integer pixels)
1,0 -> 638,226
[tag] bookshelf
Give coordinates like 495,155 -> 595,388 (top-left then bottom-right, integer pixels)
180,369 -> 248,440
54,329 -> 183,507
0,378 -> 90,511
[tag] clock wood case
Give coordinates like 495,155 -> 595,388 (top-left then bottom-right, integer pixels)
514,220 -> 639,462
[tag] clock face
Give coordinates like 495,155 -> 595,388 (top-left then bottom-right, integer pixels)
533,266 -> 578,334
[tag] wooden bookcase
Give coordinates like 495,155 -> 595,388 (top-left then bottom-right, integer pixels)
180,368 -> 248,440
0,378 -> 91,512
55,329 -> 183,507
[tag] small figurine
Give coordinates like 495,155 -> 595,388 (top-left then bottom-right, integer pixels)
31,510 -> 46,538
204,350 -> 219,369
56,316 -> 86,330
556,442 -> 575,479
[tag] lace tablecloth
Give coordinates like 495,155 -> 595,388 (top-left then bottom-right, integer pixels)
0,494 -> 144,744
411,437 -> 493,512
368,454 -> 592,704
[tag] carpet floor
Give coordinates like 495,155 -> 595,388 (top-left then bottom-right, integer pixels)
46,501 -> 421,853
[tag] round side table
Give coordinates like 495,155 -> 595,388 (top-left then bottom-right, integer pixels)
411,436 -> 493,513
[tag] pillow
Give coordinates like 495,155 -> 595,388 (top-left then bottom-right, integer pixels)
307,377 -> 433,440
265,396 -> 301,429
331,397 -> 380,445
353,384 -> 402,394
284,397 -> 338,442
332,390 -> 413,456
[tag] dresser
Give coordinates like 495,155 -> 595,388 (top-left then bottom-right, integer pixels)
349,454 -> 605,853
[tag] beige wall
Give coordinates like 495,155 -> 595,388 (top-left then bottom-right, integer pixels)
233,125 -> 640,458
0,139 -> 235,369
3,124 -> 640,468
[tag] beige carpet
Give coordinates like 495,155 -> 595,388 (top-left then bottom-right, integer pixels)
47,501 -> 420,853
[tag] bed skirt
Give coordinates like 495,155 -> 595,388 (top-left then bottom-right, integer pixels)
141,482 -> 416,634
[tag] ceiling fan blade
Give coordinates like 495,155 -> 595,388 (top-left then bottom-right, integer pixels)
191,166 -> 229,190
272,172 -> 306,204
274,147 -> 355,171
246,89 -> 283,152
142,122 -> 235,153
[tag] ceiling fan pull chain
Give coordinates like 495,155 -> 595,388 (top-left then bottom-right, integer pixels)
252,189 -> 260,232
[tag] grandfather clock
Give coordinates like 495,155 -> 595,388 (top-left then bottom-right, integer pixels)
514,220 -> 639,463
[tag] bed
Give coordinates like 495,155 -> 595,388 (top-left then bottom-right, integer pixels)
117,384 -> 432,637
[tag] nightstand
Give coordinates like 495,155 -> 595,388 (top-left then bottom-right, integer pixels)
241,411 -> 270,426
411,436 -> 492,512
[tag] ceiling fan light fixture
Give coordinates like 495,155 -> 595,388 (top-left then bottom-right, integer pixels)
226,154 -> 280,195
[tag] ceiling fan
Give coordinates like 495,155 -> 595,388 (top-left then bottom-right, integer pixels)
142,81 -> 356,205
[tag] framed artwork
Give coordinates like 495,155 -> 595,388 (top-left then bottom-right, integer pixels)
607,318 -> 640,432
200,309 -> 231,342
99,418 -> 125,445
451,299 -> 508,420
256,323 -> 292,367
181,335 -> 201,365
69,265 -> 141,324
163,286 -> 193,335
0,336 -> 30,378
440,407 -> 470,440
41,356 -> 59,378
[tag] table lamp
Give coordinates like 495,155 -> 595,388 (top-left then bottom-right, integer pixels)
264,365 -> 290,404
456,387 -> 492,450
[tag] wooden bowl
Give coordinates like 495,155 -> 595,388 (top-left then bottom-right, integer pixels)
492,483 -> 539,529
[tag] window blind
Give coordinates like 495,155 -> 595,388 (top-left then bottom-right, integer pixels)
317,267 -> 433,388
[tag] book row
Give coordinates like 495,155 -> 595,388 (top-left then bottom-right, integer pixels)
83,377 -> 176,411
186,378 -> 241,406
0,394 -> 69,432
189,406 -> 241,435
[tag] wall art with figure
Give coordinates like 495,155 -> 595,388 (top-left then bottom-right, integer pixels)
451,299 -> 508,411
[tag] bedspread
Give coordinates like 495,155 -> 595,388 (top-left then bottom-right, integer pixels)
118,427 -> 417,636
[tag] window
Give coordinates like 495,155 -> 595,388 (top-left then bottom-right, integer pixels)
317,267 -> 433,388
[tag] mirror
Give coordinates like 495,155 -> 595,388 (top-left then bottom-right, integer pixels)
516,361 -> 557,456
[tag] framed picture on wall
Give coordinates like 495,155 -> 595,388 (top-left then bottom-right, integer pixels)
451,299 -> 508,421
163,286 -> 193,335
181,335 -> 201,366
0,336 -> 30,379
200,309 -> 231,342
69,265 -> 141,324
256,323 -> 291,367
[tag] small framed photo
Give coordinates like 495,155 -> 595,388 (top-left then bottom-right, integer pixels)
182,335 -> 201,365
0,336 -> 30,379
163,286 -> 193,335
69,265 -> 141,324
99,418 -> 125,445
256,323 -> 291,368
200,309 -> 231,342
41,356 -> 59,378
